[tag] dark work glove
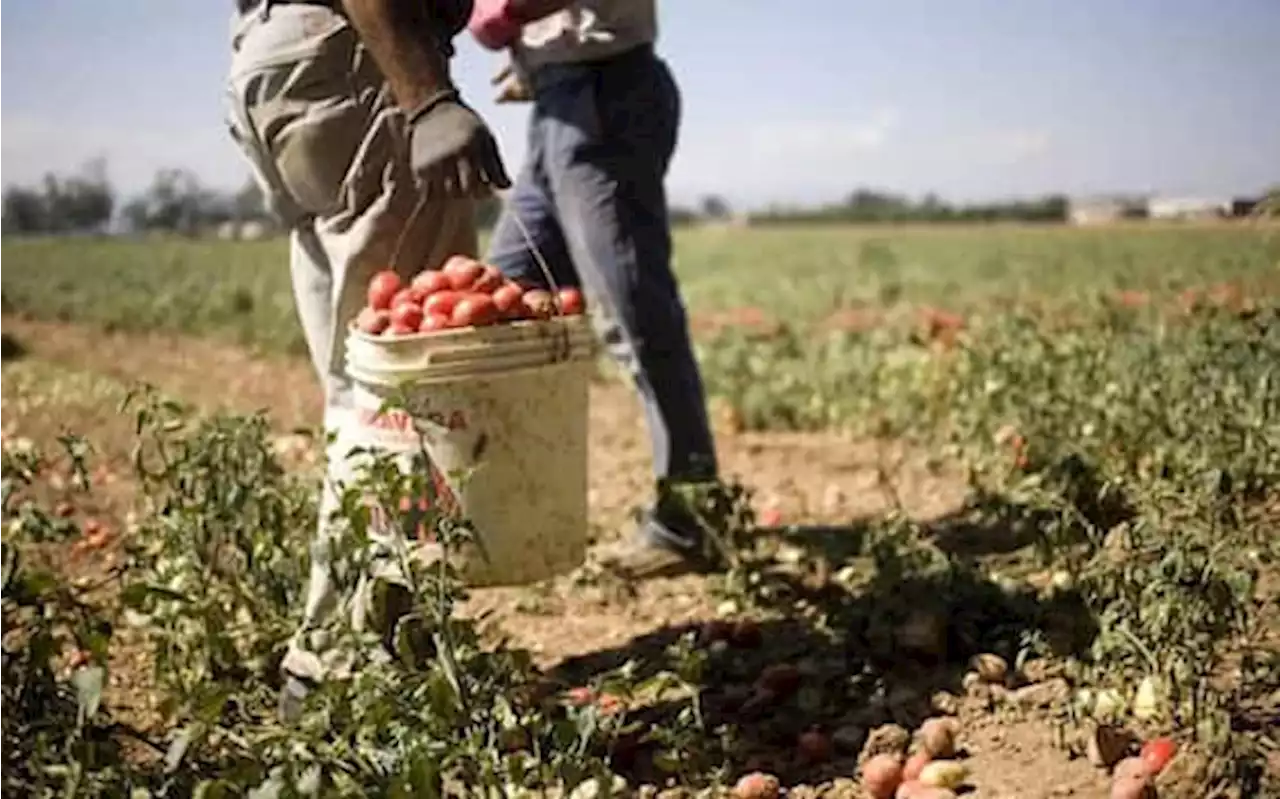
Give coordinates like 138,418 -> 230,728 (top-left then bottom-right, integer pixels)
428,0 -> 475,58
407,89 -> 511,197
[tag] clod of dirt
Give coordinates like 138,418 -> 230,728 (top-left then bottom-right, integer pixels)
1086,724 -> 1137,769
733,771 -> 781,799
1018,657 -> 1062,684
970,652 -> 1009,684
916,717 -> 959,758
1011,677 -> 1071,709
929,690 -> 960,716
859,723 -> 912,766
960,671 -> 991,701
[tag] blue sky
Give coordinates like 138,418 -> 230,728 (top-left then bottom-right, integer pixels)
3,0 -> 1278,209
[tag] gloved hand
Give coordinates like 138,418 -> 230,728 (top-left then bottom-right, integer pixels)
429,0 -> 476,57
492,60 -> 532,104
468,0 -> 524,51
407,89 -> 511,197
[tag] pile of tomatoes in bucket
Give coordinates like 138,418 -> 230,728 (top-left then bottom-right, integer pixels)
356,255 -> 586,337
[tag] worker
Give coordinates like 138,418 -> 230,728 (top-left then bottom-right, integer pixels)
224,0 -> 510,720
469,0 -> 724,579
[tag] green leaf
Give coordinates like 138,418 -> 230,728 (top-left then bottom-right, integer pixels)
194,780 -> 230,799
165,724 -> 202,773
121,581 -> 190,607
72,664 -> 106,725
246,772 -> 284,799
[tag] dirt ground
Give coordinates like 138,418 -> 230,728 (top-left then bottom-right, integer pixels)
2,316 -> 1123,797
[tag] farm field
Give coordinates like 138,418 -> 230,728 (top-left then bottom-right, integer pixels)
3,222 -> 1279,798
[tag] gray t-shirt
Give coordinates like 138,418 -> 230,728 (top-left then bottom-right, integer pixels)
512,0 -> 657,72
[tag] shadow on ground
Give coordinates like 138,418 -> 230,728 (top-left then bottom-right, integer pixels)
541,508 -> 1099,787
1,332 -> 27,361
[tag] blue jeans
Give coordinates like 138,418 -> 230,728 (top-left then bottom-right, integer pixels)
487,45 -> 718,545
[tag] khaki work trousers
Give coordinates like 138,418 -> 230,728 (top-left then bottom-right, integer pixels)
225,3 -> 476,681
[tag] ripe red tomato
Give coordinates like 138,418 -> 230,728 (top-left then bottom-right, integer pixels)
452,293 -> 499,327
419,312 -> 452,332
473,265 -> 505,294
356,307 -> 391,335
391,302 -> 424,332
367,270 -> 402,310
442,256 -> 484,290
411,270 -> 451,295
1139,737 -> 1176,775
492,282 -> 525,316
423,290 -> 464,316
902,750 -> 931,782
556,287 -> 585,315
565,686 -> 595,707
390,288 -> 420,309
596,692 -> 624,716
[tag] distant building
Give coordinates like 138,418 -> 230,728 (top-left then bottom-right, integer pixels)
1068,195 -> 1147,225
240,220 -> 269,240
1146,197 -> 1231,221
1229,197 -> 1261,218
214,219 -> 273,240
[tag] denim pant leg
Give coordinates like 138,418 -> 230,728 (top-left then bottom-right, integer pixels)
490,52 -> 718,510
487,157 -> 577,290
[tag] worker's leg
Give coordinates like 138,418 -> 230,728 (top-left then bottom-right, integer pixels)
486,121 -> 576,289
225,4 -> 476,708
526,48 -> 720,570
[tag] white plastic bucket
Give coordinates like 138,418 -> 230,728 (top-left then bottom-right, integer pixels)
336,316 -> 597,587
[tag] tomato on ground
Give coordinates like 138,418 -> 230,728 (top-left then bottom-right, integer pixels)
1139,737 -> 1176,774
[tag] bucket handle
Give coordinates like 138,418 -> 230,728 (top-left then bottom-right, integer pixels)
503,204 -> 574,364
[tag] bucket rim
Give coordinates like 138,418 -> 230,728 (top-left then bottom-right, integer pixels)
345,350 -> 593,387
346,314 -> 591,346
